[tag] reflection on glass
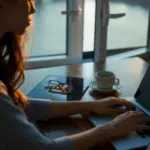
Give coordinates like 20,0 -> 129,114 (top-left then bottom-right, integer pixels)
107,0 -> 149,50
83,0 -> 149,52
25,0 -> 149,55
26,0 -> 67,57
27,75 -> 90,102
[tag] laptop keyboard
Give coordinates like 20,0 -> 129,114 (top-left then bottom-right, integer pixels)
135,106 -> 150,138
136,125 -> 150,138
135,106 -> 142,112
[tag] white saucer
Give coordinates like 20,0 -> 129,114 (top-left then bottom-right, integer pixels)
89,81 -> 121,93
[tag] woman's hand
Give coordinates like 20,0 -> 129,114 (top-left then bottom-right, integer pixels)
107,111 -> 150,138
63,111 -> 150,150
89,97 -> 135,116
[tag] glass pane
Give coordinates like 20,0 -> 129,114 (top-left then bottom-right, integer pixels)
26,0 -> 67,57
83,0 -> 96,52
107,0 -> 149,50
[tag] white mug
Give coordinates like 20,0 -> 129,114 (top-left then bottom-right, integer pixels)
95,71 -> 119,89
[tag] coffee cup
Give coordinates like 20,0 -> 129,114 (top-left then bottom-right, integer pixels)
95,71 -> 119,89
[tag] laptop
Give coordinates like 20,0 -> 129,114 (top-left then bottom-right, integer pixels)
86,65 -> 150,150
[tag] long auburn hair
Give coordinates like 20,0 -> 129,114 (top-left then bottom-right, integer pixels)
0,32 -> 27,108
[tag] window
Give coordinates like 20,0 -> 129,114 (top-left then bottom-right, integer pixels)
107,0 -> 149,50
24,0 -> 150,69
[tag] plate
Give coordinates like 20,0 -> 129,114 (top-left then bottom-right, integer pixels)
89,81 -> 121,93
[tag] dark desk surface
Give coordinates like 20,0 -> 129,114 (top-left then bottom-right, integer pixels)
22,57 -> 149,150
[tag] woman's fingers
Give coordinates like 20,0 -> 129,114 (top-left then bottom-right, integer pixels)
118,99 -> 135,110
131,111 -> 144,115
110,99 -> 135,112
131,112 -> 150,130
132,112 -> 146,119
109,110 -> 146,118
109,109 -> 126,115
137,125 -> 150,130
136,115 -> 150,123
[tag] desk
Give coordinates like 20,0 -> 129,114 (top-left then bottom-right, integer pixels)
22,57 -> 149,150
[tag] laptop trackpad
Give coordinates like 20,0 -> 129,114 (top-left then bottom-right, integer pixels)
88,114 -> 150,150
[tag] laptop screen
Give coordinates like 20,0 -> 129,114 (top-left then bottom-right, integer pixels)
134,65 -> 150,111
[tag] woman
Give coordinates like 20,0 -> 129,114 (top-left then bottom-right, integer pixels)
0,0 -> 150,149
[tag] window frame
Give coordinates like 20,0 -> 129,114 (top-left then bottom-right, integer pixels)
25,0 -> 84,69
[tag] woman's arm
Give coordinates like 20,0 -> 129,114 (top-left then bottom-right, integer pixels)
0,81 -> 134,121
0,92 -> 150,150
25,97 -> 134,121
62,124 -> 113,150
0,80 -> 134,121
0,93 -> 114,150
25,98 -> 92,121
0,82 -> 92,121
40,100 -> 91,118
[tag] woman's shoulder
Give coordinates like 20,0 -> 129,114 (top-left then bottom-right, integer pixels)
0,80 -> 8,96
